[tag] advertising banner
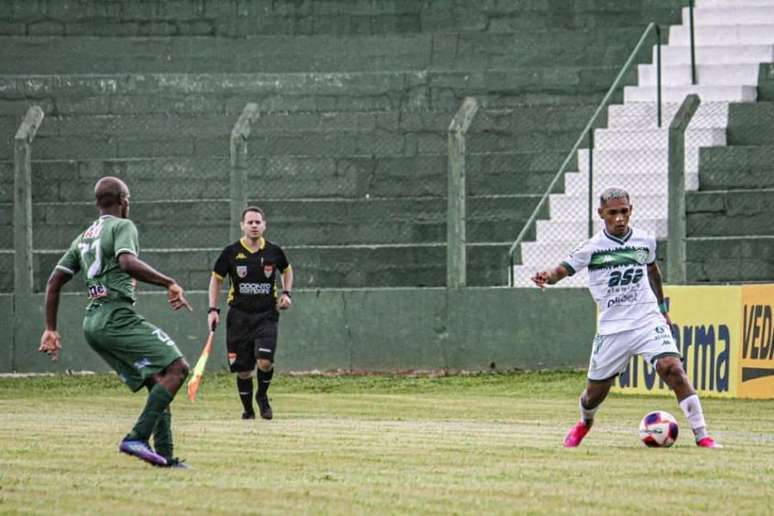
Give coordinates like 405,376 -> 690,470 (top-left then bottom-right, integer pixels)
615,285 -> 740,398
738,284 -> 774,399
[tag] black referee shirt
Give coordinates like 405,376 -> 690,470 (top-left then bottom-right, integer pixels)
212,237 -> 290,317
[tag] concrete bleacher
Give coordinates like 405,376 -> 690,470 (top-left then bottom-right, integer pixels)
511,0 -> 774,286
0,0 -> 692,291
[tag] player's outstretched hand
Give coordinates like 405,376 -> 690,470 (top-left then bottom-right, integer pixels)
168,282 -> 193,312
39,330 -> 62,362
531,271 -> 550,290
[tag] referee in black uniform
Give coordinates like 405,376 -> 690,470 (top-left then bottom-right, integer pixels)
208,206 -> 293,420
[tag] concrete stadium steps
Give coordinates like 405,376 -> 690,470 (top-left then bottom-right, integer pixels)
656,44 -> 774,66
686,236 -> 774,283
0,203 -> 10,250
0,251 -> 10,291
32,242 -> 512,290
0,70 -> 617,121
0,106 -> 597,160
669,24 -> 774,46
536,218 -> 668,243
0,72 -> 431,117
698,145 -> 774,189
637,63 -> 760,86
624,84 -> 757,102
688,4 -> 774,24
685,189 -> 774,237
0,0 -> 686,36
0,29 -> 652,74
727,102 -> 774,145
0,150 -> 568,204
760,63 -> 774,98
27,196 -> 539,249
606,101 -> 728,128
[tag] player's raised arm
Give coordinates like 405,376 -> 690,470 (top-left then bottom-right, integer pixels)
531,264 -> 571,290
118,253 -> 192,311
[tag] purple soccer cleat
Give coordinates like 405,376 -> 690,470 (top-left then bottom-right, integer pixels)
119,439 -> 168,467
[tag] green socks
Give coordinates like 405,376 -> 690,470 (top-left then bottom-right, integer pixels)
126,383 -> 174,442
152,407 -> 173,459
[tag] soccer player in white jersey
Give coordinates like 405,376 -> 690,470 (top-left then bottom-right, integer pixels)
531,187 -> 721,448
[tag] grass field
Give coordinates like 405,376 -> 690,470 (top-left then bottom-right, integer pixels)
1,371 -> 772,515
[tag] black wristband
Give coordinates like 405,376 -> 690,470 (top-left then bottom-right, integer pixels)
282,290 -> 292,298
208,307 -> 220,314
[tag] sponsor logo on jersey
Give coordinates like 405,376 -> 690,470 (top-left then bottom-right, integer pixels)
236,253 -> 247,260
607,291 -> 638,308
239,282 -> 272,295
133,357 -> 152,370
236,265 -> 248,278
87,283 -> 108,300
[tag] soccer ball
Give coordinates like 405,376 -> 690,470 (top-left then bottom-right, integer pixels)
639,410 -> 679,448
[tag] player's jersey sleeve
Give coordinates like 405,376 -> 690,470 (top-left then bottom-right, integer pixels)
560,239 -> 593,276
55,238 -> 82,276
212,247 -> 230,279
113,219 -> 139,257
277,247 -> 290,273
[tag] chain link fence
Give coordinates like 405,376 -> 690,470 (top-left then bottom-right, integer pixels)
7,92 -> 770,294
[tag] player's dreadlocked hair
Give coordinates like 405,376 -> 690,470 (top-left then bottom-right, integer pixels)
599,187 -> 630,207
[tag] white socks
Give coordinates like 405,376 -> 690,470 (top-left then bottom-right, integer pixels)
679,394 -> 708,440
580,398 -> 599,424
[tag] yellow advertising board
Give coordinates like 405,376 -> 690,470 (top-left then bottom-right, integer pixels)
738,284 -> 774,399
614,284 -> 774,399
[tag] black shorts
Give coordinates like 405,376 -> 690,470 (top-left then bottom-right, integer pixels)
226,307 -> 278,373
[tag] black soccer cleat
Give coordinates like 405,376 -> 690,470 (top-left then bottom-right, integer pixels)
242,411 -> 256,420
257,395 -> 273,420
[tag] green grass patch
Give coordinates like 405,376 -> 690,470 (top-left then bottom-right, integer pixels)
1,371 -> 772,515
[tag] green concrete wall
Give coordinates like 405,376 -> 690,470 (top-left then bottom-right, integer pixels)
4,287 -> 595,374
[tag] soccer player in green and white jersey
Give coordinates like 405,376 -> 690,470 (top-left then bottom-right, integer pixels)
531,187 -> 721,449
39,177 -> 193,467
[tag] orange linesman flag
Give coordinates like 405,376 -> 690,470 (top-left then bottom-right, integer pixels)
187,331 -> 215,402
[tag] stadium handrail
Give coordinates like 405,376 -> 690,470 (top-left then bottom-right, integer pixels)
14,105 -> 45,297
506,22 -> 663,286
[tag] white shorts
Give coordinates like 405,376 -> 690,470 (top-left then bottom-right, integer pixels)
587,319 -> 681,381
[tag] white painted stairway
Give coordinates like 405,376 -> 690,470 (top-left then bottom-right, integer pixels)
511,0 -> 773,287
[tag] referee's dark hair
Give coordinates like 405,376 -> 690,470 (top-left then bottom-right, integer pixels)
241,206 -> 266,221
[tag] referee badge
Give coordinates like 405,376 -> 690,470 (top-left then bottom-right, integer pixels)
236,265 -> 248,278
263,263 -> 274,278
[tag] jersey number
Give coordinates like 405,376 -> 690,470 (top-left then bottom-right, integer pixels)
608,268 -> 644,287
78,239 -> 103,279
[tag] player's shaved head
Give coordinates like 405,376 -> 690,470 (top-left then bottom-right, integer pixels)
599,187 -> 630,207
94,176 -> 129,209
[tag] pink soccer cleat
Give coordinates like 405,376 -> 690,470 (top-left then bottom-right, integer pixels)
563,420 -> 591,448
696,436 -> 723,448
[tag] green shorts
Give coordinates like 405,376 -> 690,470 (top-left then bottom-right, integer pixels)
83,302 -> 184,392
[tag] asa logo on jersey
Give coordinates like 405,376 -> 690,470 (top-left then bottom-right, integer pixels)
236,265 -> 248,278
263,264 -> 274,278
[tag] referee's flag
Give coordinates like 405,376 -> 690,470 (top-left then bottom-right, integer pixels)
187,331 -> 214,402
